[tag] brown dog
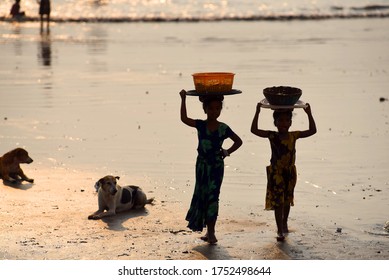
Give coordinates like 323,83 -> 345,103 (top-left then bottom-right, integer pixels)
88,175 -> 154,220
0,148 -> 34,184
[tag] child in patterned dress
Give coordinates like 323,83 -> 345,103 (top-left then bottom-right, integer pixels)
179,89 -> 242,244
251,103 -> 316,241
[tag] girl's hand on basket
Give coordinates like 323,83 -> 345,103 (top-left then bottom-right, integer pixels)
304,103 -> 312,115
179,89 -> 187,99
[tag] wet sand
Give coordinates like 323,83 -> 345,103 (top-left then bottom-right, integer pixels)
0,164 -> 388,260
0,18 -> 388,260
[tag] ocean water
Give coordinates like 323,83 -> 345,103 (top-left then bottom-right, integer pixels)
1,0 -> 389,21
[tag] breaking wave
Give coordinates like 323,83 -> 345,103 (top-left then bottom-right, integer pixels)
1,1 -> 389,23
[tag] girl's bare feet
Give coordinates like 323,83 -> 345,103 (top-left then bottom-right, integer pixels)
199,233 -> 217,244
207,234 -> 218,245
205,221 -> 218,244
276,232 -> 285,242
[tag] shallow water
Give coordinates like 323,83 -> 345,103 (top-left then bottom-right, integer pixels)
2,0 -> 389,21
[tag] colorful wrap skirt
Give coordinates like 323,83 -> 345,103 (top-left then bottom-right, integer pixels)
265,165 -> 297,210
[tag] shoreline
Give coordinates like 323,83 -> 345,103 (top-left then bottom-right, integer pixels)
2,12 -> 389,23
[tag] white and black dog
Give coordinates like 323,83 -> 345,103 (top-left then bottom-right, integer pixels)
88,175 -> 154,220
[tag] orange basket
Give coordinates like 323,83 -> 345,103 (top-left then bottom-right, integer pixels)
192,72 -> 235,94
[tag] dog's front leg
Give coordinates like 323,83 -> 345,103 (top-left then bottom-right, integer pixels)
17,169 -> 34,183
88,208 -> 116,220
88,199 -> 116,220
94,200 -> 117,219
94,210 -> 116,219
88,209 -> 105,220
88,197 -> 107,220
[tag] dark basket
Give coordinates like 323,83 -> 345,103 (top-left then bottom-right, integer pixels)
263,86 -> 302,106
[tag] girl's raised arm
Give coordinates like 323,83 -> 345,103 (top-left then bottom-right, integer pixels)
180,89 -> 196,127
299,103 -> 317,138
251,103 -> 270,138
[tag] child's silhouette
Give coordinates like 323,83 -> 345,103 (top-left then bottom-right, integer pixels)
180,90 -> 242,244
37,0 -> 51,24
10,0 -> 25,19
251,103 -> 317,241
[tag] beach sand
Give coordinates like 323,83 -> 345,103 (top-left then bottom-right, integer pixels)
0,18 -> 388,260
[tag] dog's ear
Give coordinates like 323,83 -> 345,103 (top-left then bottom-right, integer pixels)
15,148 -> 23,157
94,178 -> 104,192
115,176 -> 120,181
21,148 -> 27,154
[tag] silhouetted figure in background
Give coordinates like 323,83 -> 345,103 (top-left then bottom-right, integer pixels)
37,0 -> 51,24
10,0 -> 25,19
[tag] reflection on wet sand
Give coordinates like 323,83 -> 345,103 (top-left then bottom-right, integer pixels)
87,24 -> 108,55
11,23 -> 23,56
38,24 -> 51,67
38,22 -> 53,95
86,24 -> 108,74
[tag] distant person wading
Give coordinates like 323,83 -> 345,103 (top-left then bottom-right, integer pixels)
38,0 -> 51,23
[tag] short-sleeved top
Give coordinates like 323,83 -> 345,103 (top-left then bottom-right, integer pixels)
195,120 -> 233,160
268,131 -> 300,169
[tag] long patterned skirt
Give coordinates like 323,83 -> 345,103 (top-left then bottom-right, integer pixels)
185,156 -> 224,232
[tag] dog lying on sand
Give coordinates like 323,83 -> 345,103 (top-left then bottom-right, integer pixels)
88,175 -> 154,220
0,148 -> 34,184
